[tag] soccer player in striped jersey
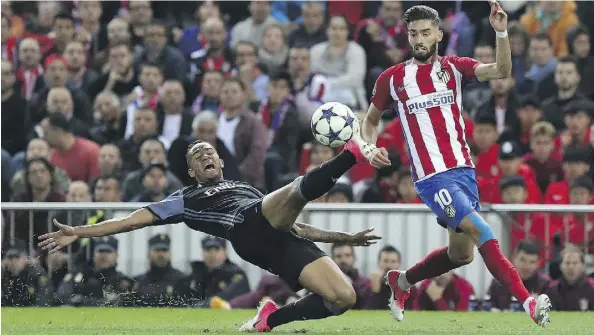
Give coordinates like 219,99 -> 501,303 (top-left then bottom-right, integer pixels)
352,1 -> 552,327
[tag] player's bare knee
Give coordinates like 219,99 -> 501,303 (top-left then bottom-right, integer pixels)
448,249 -> 474,265
331,283 -> 357,309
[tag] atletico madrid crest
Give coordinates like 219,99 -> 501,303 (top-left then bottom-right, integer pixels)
437,70 -> 450,83
445,205 -> 456,218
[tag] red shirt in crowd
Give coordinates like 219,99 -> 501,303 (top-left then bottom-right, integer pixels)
475,143 -> 499,179
491,163 -> 543,204
49,137 -> 100,183
549,213 -> 594,254
417,274 -> 475,311
523,151 -> 564,194
554,127 -> 593,151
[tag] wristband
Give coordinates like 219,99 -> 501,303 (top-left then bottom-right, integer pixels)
496,30 -> 508,39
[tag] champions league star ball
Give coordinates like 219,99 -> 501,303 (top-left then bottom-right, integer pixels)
311,102 -> 360,147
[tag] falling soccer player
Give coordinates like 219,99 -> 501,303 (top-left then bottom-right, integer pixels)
39,136 -> 381,332
352,1 -> 552,328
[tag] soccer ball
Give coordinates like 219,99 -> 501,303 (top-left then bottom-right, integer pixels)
311,102 -> 360,147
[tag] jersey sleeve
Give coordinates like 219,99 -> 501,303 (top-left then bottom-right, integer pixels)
370,68 -> 394,111
449,56 -> 481,81
144,191 -> 185,225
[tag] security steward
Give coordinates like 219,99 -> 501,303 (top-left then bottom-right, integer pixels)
1,239 -> 53,306
56,236 -> 133,306
176,236 -> 250,307
128,234 -> 186,306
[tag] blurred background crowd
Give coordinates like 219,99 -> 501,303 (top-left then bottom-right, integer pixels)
1,0 -> 594,311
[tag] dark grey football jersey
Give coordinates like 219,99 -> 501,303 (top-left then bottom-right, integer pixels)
144,180 -> 264,238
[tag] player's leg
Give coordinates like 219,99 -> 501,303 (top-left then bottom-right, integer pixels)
265,257 -> 356,329
260,146 -> 363,231
457,213 -> 551,326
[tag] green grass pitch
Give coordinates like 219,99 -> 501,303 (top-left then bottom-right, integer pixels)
2,308 -> 593,334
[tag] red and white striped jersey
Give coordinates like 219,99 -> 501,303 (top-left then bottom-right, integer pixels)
371,56 -> 480,181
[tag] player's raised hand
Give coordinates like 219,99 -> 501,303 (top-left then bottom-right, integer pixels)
37,219 -> 79,254
344,228 -> 382,246
488,0 -> 507,32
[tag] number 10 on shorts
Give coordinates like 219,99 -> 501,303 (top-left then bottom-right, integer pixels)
434,189 -> 453,209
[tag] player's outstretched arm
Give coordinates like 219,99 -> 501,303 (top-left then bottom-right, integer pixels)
293,222 -> 381,246
38,208 -> 156,253
475,0 -> 511,82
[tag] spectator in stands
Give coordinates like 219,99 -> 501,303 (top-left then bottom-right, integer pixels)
235,41 -> 269,102
258,24 -> 289,75
88,42 -> 140,101
44,12 -> 76,61
488,241 -> 551,312
191,69 -> 224,114
541,57 -> 586,130
361,159 -> 400,203
29,2 -> 60,35
508,22 -> 531,91
118,107 -> 166,172
176,236 -> 250,307
475,75 -> 519,135
557,100 -> 594,151
129,234 -> 185,307
330,243 -> 371,309
463,42 -> 495,115
566,25 -> 594,99
91,19 -> 132,73
520,1 -> 579,57
493,141 -> 542,204
356,0 -> 407,96
64,41 -> 99,92
545,146 -> 593,204
288,46 -> 328,127
177,1 -> 223,61
396,169 -> 422,204
89,91 -> 126,146
527,33 -> 557,101
11,157 -> 66,246
1,13 -> 17,64
168,111 -> 242,186
417,270 -> 475,311
188,17 -> 234,102
1,239 -> 53,307
130,163 -> 172,202
364,245 -> 417,310
97,144 -> 122,178
499,95 -> 543,154
10,138 -> 70,195
124,63 -> 164,138
288,1 -> 326,48
16,38 -> 43,100
546,245 -> 594,311
45,87 -> 89,138
473,114 -> 500,179
56,236 -> 133,307
219,79 -> 267,190
256,71 -> 299,191
524,122 -> 564,194
77,1 -> 107,58
128,1 -> 153,48
326,183 -> 353,203
311,15 -> 367,110
231,1 -> 278,48
122,138 -> 182,201
225,275 -> 294,309
138,20 -> 187,82
42,113 -> 100,182
27,55 -> 93,128
93,174 -> 122,202
1,59 -> 27,155
158,80 -> 194,144
550,176 -> 594,257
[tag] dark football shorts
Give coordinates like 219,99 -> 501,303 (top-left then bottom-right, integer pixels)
229,201 -> 326,291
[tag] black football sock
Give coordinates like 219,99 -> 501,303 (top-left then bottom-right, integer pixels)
267,293 -> 348,329
297,151 -> 356,201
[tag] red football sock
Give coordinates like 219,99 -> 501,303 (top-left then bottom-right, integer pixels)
479,239 -> 530,303
405,246 -> 462,285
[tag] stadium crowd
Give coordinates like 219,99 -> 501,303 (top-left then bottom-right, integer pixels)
1,0 -> 594,310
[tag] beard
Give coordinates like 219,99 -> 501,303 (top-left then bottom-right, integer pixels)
412,42 -> 438,62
